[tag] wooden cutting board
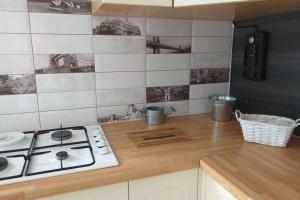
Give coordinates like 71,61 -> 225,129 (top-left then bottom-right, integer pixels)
127,128 -> 192,147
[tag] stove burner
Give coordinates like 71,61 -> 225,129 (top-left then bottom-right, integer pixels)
56,151 -> 69,161
0,157 -> 8,171
51,130 -> 72,141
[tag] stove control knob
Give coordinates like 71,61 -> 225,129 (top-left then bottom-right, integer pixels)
91,129 -> 99,137
96,140 -> 106,147
98,146 -> 109,154
94,135 -> 103,142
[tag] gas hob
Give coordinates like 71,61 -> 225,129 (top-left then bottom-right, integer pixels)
0,125 -> 119,185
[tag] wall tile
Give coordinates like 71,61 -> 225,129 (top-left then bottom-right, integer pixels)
94,36 -> 145,53
189,99 -> 211,114
0,113 -> 40,132
147,18 -> 192,36
97,88 -> 146,107
0,75 -> 36,95
38,90 -> 96,111
0,94 -> 38,115
147,100 -> 189,116
146,36 -> 191,54
192,37 -> 231,53
0,34 -> 32,54
34,54 -> 95,74
36,73 -> 95,93
93,16 -> 145,36
146,85 -> 189,103
30,13 -> 92,34
147,54 -> 191,71
189,83 -> 229,100
97,104 -> 145,123
95,54 -> 145,72
0,55 -> 34,75
192,20 -> 233,37
0,0 -> 27,11
27,0 -> 91,15
96,72 -> 145,89
192,53 -> 230,69
32,34 -> 93,54
39,108 -> 97,129
0,11 -> 30,33
190,68 -> 230,85
147,70 -> 189,87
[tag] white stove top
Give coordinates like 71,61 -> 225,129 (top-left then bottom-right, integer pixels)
0,125 -> 119,185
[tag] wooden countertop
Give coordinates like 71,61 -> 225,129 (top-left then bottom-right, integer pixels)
0,114 -> 299,200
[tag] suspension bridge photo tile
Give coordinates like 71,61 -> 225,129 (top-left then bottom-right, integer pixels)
146,36 -> 192,54
93,16 -> 145,36
0,75 -> 37,95
34,54 -> 95,74
27,0 -> 91,14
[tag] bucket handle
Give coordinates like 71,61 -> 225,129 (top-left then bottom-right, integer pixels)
295,119 -> 300,127
235,110 -> 242,121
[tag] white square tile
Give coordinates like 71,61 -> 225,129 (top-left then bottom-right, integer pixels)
32,34 -> 93,54
94,36 -> 145,53
189,83 -> 229,100
38,91 -> 96,112
39,108 -> 97,129
0,11 -> 30,33
147,70 -> 189,87
0,34 -> 32,54
30,13 -> 92,34
96,72 -> 145,89
192,20 -> 233,37
0,0 -> 27,11
189,99 -> 211,114
147,54 -> 191,70
36,73 -> 95,93
0,94 -> 38,115
147,100 -> 189,116
97,88 -> 146,107
0,55 -> 34,74
147,18 -> 192,36
95,54 -> 145,72
93,16 -> 145,35
192,53 -> 231,69
192,37 -> 231,53
0,113 -> 40,132
97,104 -> 145,123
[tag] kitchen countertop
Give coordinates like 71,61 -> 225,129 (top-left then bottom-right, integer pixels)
0,114 -> 299,200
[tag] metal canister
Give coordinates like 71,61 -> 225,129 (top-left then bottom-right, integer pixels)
210,96 -> 236,122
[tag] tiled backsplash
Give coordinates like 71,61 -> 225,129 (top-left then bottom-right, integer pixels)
0,0 -> 233,132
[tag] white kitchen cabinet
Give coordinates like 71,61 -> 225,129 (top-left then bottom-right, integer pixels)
39,182 -> 128,200
129,169 -> 198,200
97,0 -> 172,7
174,0 -> 262,7
201,171 -> 237,200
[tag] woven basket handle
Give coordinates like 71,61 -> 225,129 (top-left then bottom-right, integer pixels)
235,110 -> 242,121
295,119 -> 300,127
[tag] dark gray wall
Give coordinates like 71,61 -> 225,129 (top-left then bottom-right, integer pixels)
230,11 -> 300,136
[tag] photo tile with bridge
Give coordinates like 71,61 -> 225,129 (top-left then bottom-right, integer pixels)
34,54 -> 95,74
97,104 -> 145,123
190,68 -> 230,85
146,36 -> 192,54
0,75 -> 36,95
93,16 -> 145,36
27,0 -> 91,14
146,85 -> 189,103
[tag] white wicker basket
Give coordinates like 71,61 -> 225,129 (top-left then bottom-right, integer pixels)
235,110 -> 300,147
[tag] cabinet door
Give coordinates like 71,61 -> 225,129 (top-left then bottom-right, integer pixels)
202,172 -> 236,200
129,169 -> 198,200
174,0 -> 260,7
39,182 -> 128,200
100,0 -> 172,7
